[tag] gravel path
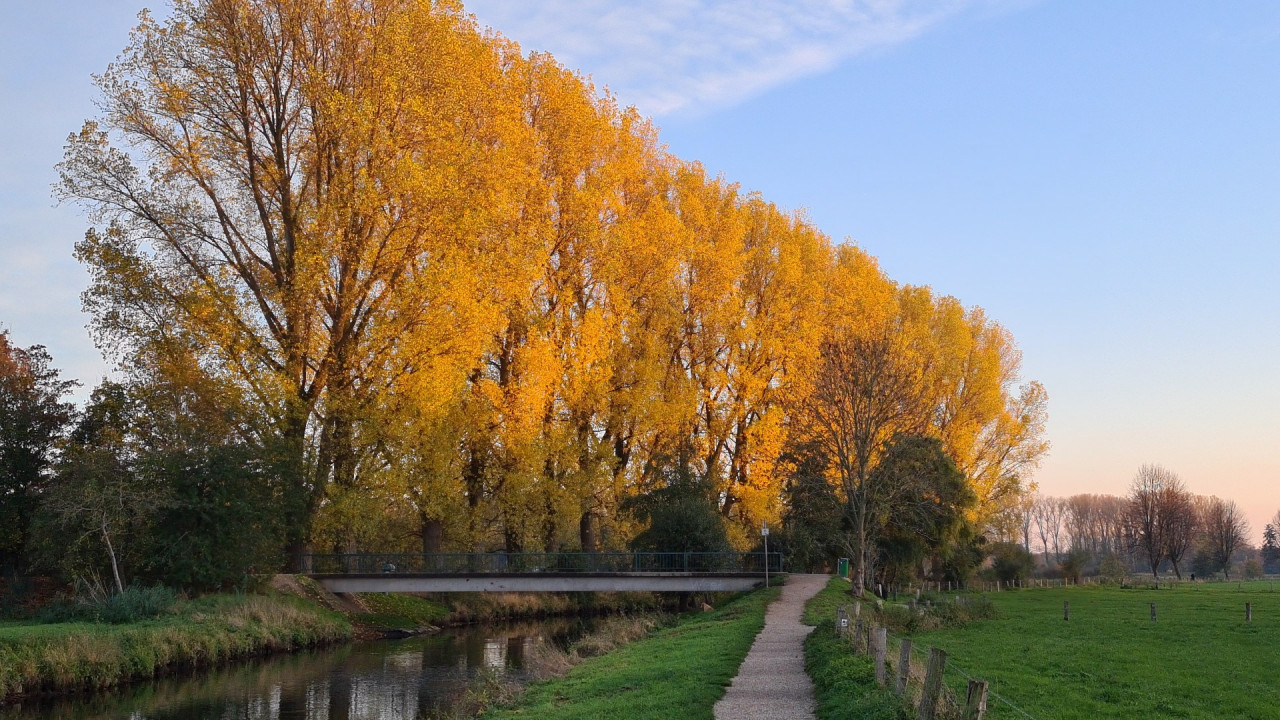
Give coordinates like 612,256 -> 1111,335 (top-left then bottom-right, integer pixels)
713,573 -> 830,720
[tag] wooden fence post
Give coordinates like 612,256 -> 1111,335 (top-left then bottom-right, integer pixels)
1246,602 -> 1252,622
854,619 -> 865,653
1064,600 -> 1069,621
916,647 -> 947,720
1150,603 -> 1156,622
897,638 -> 913,695
872,627 -> 888,686
962,679 -> 989,720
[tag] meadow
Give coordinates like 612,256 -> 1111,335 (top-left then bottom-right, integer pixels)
907,580 -> 1280,719
484,586 -> 777,719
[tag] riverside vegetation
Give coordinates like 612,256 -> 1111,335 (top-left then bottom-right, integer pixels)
482,585 -> 779,719
0,578 -> 684,705
0,587 -> 350,701
802,577 -> 998,720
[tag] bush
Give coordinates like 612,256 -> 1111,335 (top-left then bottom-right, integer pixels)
1243,559 -> 1263,580
1059,548 -> 1091,583
986,542 -> 1034,583
877,594 -> 996,634
36,584 -> 179,624
1098,554 -> 1128,584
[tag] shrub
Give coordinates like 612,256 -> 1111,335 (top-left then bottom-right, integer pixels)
1098,554 -> 1129,585
36,584 -> 179,624
985,542 -> 1034,583
877,594 -> 996,633
1059,548 -> 1091,583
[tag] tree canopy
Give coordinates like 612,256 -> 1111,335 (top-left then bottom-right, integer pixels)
54,0 -> 1048,582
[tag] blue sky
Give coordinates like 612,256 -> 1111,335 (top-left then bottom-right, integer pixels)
3,1 -> 1278,537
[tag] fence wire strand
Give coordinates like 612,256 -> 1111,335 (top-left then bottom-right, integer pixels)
887,626 -> 1041,720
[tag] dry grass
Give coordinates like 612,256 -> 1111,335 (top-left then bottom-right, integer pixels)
0,593 -> 351,701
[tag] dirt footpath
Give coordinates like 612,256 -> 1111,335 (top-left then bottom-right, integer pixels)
714,573 -> 830,720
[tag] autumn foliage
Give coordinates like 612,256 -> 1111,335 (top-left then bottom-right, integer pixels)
56,0 -> 1047,563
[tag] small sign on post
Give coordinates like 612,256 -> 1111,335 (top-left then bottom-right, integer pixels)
761,521 -> 770,588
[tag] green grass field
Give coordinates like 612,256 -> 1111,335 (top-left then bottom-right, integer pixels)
907,581 -> 1280,720
484,586 -> 777,720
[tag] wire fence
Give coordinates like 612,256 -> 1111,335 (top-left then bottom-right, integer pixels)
832,602 -> 1042,720
831,575 -> 1280,718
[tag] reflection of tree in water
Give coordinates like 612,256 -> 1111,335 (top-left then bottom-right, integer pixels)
0,618 -> 595,720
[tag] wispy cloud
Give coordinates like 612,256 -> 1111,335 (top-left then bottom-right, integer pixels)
465,0 -> 1018,116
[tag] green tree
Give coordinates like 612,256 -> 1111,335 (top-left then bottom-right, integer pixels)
778,442 -> 843,573
624,458 -> 730,556
987,542 -> 1035,583
38,372 -> 297,592
1262,524 -> 1280,574
1098,553 -> 1128,584
870,435 -> 976,587
1059,547 -> 1091,584
36,382 -> 161,593
142,441 -> 295,590
0,331 -> 76,571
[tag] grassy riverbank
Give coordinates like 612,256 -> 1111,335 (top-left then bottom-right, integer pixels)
353,589 -> 671,630
483,585 -> 779,720
0,593 -> 350,701
803,578 -> 910,720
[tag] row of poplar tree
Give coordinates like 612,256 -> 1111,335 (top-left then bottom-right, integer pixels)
3,0 -> 1047,592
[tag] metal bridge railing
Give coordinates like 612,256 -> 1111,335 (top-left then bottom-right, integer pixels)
301,551 -> 783,576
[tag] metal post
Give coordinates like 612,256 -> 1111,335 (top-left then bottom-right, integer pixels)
762,521 -> 770,588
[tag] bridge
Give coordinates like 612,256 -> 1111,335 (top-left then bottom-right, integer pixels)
301,551 -> 783,593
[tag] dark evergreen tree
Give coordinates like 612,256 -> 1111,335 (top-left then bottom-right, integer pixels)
623,457 -> 730,558
778,442 -> 843,573
0,331 -> 76,571
1262,524 -> 1279,574
869,435 -> 978,586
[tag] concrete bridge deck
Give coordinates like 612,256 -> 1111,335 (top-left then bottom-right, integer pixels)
312,572 -> 768,593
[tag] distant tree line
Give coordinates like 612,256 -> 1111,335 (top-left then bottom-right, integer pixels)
1011,464 -> 1266,582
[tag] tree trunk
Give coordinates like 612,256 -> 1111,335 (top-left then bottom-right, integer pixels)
579,511 -> 598,553
421,517 -> 443,554
101,512 -> 124,595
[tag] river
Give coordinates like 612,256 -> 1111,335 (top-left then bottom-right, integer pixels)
0,617 -> 600,719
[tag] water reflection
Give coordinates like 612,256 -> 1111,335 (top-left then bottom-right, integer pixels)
0,618 -> 594,720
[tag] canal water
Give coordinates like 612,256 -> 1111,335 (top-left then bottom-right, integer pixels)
0,617 -> 599,719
